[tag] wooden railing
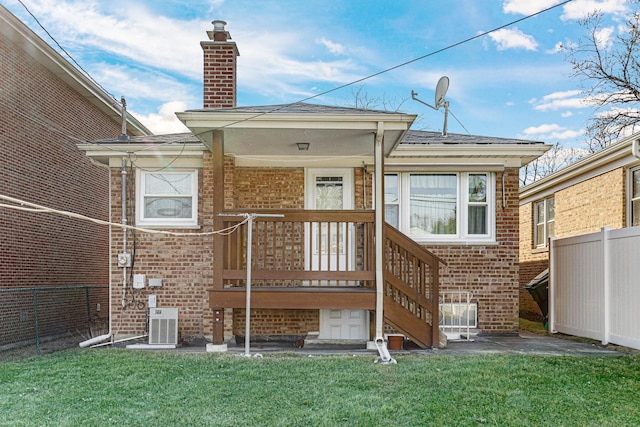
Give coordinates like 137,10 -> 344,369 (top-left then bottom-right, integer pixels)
219,210 -> 376,288
383,223 -> 444,348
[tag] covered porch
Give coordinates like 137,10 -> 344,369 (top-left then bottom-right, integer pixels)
177,104 -> 443,348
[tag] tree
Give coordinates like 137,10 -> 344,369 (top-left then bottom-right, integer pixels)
520,142 -> 586,187
343,84 -> 409,112
566,3 -> 640,151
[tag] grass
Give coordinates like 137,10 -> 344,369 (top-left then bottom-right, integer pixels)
1,349 -> 638,426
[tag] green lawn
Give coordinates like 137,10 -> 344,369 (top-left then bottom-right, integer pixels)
1,349 -> 638,426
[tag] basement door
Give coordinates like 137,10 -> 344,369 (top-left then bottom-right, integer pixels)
305,168 -> 369,340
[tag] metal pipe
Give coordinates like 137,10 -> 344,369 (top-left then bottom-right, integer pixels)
121,158 -> 128,308
244,214 -> 253,356
374,122 -> 394,364
218,213 -> 284,357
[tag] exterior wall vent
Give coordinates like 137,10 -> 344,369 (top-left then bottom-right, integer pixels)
149,307 -> 178,345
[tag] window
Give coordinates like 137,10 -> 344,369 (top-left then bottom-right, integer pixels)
631,168 -> 640,227
385,172 -> 495,242
534,197 -> 555,247
136,170 -> 198,227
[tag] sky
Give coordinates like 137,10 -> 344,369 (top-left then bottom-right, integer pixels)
2,0 -> 633,149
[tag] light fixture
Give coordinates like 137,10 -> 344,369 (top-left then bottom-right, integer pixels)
296,142 -> 310,151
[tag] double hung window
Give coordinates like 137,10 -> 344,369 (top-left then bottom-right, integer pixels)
385,172 -> 494,242
534,197 -> 555,247
631,168 -> 640,227
136,170 -> 198,227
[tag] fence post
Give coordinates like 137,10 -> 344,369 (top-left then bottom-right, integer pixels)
85,286 -> 92,337
602,227 -> 611,345
549,237 -> 556,334
33,288 -> 40,355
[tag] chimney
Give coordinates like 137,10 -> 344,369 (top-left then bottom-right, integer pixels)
201,20 -> 239,109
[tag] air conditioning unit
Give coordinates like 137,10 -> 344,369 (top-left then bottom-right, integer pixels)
149,307 -> 178,346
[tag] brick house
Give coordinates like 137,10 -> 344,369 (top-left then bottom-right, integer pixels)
0,6 -> 149,348
519,134 -> 640,318
79,21 -> 548,349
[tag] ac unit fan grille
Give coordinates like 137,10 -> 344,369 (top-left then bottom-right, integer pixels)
148,308 -> 178,345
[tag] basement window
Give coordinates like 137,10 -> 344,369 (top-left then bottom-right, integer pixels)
136,170 -> 198,227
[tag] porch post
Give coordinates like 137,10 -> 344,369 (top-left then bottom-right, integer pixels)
374,122 -> 385,341
212,129 -> 225,344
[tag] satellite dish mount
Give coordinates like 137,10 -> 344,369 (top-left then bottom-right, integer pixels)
411,76 -> 450,136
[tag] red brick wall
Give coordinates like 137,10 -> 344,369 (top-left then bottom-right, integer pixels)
430,168 -> 521,333
202,42 -> 238,108
108,153 -> 216,339
0,31 -> 118,290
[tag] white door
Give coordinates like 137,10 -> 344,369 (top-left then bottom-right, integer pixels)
306,168 -> 369,340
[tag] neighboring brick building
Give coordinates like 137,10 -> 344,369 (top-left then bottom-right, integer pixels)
0,6 -> 149,349
519,135 -> 640,317
80,20 -> 548,348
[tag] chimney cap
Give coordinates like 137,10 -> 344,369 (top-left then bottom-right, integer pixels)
208,19 -> 231,41
212,20 -> 227,31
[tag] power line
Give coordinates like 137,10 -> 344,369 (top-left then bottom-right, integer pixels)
16,0 -> 120,107
0,194 -> 248,237
164,0 -> 575,133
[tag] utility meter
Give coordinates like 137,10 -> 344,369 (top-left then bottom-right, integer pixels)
117,253 -> 131,267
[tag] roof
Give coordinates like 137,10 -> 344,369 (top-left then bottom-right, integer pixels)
0,5 -> 151,137
186,102 -> 400,116
91,132 -> 199,144
520,132 -> 640,204
81,103 -> 550,168
400,129 -> 544,146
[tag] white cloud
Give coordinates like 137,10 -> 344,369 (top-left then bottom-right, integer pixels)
131,101 -> 190,134
23,0 -> 205,79
520,123 -> 585,140
545,41 -> 565,54
561,0 -> 628,20
488,27 -> 538,51
594,26 -> 615,50
532,90 -> 589,111
503,0 -> 629,21
503,0 -> 564,15
316,37 -> 346,55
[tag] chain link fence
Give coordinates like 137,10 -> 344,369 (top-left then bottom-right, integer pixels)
0,286 -> 108,363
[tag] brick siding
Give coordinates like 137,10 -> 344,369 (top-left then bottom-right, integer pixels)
0,32 -> 118,290
0,28 -> 124,346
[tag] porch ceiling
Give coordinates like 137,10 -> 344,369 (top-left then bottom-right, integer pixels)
176,109 -> 416,157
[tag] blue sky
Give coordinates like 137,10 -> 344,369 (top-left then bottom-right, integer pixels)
2,0 -> 632,148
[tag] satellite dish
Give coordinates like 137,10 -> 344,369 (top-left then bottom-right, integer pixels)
411,76 -> 450,136
434,76 -> 449,109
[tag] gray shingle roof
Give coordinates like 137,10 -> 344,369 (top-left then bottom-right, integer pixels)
186,102 -> 399,115
401,129 -> 543,145
91,132 -> 199,144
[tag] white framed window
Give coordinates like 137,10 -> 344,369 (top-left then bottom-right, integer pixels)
534,197 -> 555,247
384,172 -> 495,242
136,170 -> 198,227
630,167 -> 640,227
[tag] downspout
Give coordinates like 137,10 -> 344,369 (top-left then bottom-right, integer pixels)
121,157 -> 128,309
80,160 -> 114,347
374,121 -> 395,364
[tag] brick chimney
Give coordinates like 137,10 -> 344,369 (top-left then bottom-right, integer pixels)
201,20 -> 239,108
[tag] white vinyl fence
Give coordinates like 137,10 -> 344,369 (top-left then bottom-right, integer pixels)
550,227 -> 640,350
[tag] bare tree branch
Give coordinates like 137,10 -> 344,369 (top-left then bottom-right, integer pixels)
566,4 -> 640,150
520,142 -> 586,186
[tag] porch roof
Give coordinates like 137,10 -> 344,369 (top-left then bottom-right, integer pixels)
176,102 -> 417,157
79,103 -> 550,168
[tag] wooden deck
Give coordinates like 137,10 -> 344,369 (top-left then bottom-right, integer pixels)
211,210 -> 443,348
210,286 -> 375,310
